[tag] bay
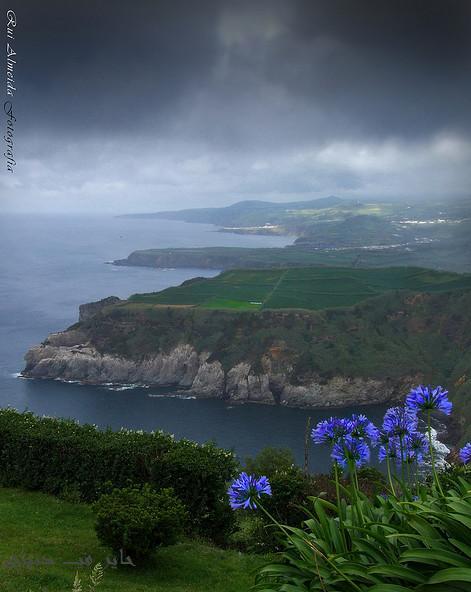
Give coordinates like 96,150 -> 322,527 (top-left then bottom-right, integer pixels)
0,214 -> 387,471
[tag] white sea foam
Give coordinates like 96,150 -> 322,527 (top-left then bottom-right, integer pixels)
148,393 -> 196,400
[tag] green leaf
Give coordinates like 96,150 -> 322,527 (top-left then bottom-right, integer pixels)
368,585 -> 414,592
400,548 -> 469,568
449,538 -> 471,559
368,564 -> 427,584
427,567 -> 471,584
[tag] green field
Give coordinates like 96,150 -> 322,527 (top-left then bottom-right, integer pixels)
0,488 -> 263,592
128,267 -> 471,311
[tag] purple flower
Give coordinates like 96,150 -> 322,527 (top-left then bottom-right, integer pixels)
406,431 -> 429,463
227,472 -> 272,510
406,385 -> 452,416
349,414 -> 380,444
378,439 -> 399,463
311,417 -> 351,445
382,406 -> 418,438
379,433 -> 426,465
459,442 -> 471,465
332,436 -> 370,469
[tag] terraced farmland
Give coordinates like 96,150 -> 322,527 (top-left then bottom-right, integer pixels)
128,266 -> 471,311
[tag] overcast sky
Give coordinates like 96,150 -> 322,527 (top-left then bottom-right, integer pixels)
2,0 -> 471,213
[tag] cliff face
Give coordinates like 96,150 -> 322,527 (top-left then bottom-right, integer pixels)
22,290 -> 471,412
23,329 -> 405,408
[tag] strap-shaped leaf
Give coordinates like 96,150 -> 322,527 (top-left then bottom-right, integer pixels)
368,584 -> 415,592
427,567 -> 471,584
368,564 -> 427,583
400,548 -> 469,567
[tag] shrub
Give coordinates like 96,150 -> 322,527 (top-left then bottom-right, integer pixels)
0,409 -> 238,541
94,485 -> 187,559
228,514 -> 274,553
244,447 -> 296,476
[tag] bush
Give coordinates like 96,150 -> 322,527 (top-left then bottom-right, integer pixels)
245,447 -> 296,476
0,409 -> 238,541
228,514 -> 275,553
94,485 -> 187,559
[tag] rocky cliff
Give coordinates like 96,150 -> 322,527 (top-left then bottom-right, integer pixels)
22,290 -> 471,412
23,328 -> 406,407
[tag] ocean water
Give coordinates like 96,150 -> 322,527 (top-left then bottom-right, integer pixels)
0,214 -> 387,471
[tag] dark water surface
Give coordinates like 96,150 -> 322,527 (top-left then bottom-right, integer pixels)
0,214 -> 387,471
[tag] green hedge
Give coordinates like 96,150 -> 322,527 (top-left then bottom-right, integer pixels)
0,408 -> 238,540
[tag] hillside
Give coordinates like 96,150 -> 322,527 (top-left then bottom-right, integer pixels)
114,197 -> 471,273
119,195 -> 348,227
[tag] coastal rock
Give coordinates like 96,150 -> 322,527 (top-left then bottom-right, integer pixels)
279,376 -> 400,408
224,363 -> 275,404
190,357 -> 225,397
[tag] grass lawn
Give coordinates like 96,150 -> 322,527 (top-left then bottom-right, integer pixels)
0,488 -> 264,592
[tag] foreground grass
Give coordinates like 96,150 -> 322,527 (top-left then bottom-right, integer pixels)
0,488 -> 263,592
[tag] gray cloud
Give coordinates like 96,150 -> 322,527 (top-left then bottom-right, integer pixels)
2,0 -> 471,212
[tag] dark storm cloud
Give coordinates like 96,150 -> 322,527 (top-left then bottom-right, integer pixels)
3,0 -> 471,212
271,0 -> 471,139
15,0 -> 222,134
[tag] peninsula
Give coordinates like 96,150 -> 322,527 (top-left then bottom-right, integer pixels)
23,266 -> 471,442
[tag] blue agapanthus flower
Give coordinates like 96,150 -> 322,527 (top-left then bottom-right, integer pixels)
382,406 -> 418,438
406,385 -> 452,415
227,472 -> 272,510
378,432 -> 427,465
332,436 -> 370,468
349,414 -> 380,444
459,442 -> 471,465
378,442 -> 398,463
311,417 -> 351,445
406,431 -> 429,463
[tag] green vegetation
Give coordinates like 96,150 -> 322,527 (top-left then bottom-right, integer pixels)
94,485 -> 187,559
250,394 -> 471,592
129,266 -> 471,311
0,487 -> 262,592
0,409 -> 237,542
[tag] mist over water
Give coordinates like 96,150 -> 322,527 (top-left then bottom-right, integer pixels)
0,214 -> 386,470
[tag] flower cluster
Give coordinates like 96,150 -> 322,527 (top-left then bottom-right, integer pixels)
309,385 -> 452,472
459,442 -> 471,465
228,385 -> 457,514
227,472 -> 272,510
406,385 -> 452,415
332,436 -> 370,469
311,413 -> 378,469
311,417 -> 351,445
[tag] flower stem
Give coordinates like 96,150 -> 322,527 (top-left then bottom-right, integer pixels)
427,410 -> 444,495
386,451 -> 396,497
333,461 -> 346,545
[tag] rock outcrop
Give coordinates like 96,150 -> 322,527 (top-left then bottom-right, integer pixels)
79,296 -> 122,322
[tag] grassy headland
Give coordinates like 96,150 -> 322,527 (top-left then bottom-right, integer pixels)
74,267 -> 471,441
